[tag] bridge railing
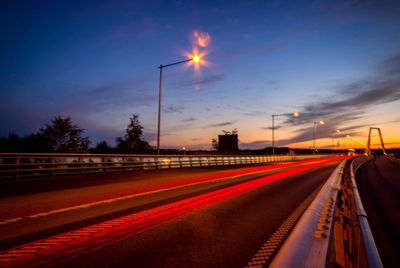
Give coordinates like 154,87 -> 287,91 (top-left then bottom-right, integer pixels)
0,153 -> 329,180
270,158 -> 348,268
385,154 -> 400,164
350,156 -> 383,268
270,156 -> 383,268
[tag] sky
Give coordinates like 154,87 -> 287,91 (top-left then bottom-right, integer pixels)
1,0 -> 400,150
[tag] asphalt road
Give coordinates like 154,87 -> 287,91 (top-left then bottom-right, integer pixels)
0,159 -> 341,267
356,156 -> 400,268
0,159 -> 330,246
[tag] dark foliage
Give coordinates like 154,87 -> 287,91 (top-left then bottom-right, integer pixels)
116,114 -> 152,153
39,116 -> 90,152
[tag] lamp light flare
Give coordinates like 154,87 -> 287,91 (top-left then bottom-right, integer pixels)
319,120 -> 325,125
192,31 -> 212,48
293,112 -> 299,117
192,54 -> 201,63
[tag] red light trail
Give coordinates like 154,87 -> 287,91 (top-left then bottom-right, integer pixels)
0,156 -> 346,267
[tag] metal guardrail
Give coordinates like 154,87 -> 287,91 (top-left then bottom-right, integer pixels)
271,156 -> 383,268
385,154 -> 400,164
350,156 -> 383,268
270,158 -> 348,268
0,153 -> 330,180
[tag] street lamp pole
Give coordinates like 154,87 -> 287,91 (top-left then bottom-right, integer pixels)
272,114 -> 275,155
332,129 -> 341,155
156,57 -> 199,155
313,120 -> 324,154
272,112 -> 299,156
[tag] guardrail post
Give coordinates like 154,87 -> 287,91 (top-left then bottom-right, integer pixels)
79,157 -> 83,175
15,156 -> 20,181
51,157 -> 55,177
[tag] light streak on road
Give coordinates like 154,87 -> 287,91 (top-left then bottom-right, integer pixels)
0,157 -> 340,225
0,156 -> 346,267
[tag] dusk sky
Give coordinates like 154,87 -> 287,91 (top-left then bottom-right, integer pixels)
1,0 -> 400,150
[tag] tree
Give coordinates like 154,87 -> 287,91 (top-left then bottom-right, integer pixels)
39,116 -> 91,152
91,140 -> 113,154
116,114 -> 151,153
211,138 -> 218,150
0,132 -> 50,152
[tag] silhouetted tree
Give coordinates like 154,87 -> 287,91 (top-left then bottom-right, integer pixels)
211,138 -> 218,150
39,116 -> 90,152
0,133 -> 50,152
92,140 -> 113,154
116,114 -> 151,153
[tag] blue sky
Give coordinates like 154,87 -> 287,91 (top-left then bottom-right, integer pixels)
1,0 -> 400,150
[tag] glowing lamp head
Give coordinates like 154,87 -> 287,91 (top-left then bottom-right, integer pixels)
319,120 -> 325,125
293,112 -> 299,117
336,129 -> 341,133
192,55 -> 201,63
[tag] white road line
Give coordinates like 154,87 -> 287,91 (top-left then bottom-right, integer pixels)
0,160 -> 328,226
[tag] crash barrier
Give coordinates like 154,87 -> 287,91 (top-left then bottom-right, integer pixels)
0,153 -> 330,180
350,156 -> 383,268
385,154 -> 400,164
270,157 -> 383,268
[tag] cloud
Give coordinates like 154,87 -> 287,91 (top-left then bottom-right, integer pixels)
240,140 -> 269,150
379,55 -> 400,76
208,121 -> 237,128
287,55 -> 400,120
261,126 -> 282,130
54,80 -> 156,116
182,117 -> 196,122
164,105 -> 185,114
109,18 -> 158,40
177,74 -> 225,89
244,111 -> 267,116
277,54 -> 400,146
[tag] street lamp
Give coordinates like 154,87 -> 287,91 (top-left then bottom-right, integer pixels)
272,112 -> 299,155
313,120 -> 324,154
156,54 -> 202,155
346,134 -> 352,149
331,129 -> 341,154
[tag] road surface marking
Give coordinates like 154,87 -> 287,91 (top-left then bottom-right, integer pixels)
0,160 -> 340,266
0,161 -> 325,226
245,185 -> 321,268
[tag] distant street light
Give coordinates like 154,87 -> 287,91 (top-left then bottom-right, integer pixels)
156,54 -> 202,155
313,120 -> 325,154
272,112 -> 299,155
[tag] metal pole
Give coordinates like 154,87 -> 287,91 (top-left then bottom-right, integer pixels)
272,115 -> 275,156
155,58 -> 193,156
157,65 -> 163,155
313,122 -> 316,154
343,136 -> 345,154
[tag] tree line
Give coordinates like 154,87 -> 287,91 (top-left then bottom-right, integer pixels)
0,114 -> 152,154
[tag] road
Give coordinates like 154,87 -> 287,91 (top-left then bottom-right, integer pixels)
0,157 -> 343,267
356,156 -> 400,268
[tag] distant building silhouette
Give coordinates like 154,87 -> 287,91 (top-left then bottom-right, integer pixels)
218,134 -> 238,152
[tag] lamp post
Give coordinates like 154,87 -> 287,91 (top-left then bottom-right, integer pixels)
156,55 -> 201,155
346,134 -> 351,150
332,129 -> 341,154
313,120 -> 324,154
272,112 -> 299,155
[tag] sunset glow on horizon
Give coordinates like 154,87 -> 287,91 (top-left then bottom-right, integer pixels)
1,1 -> 399,151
